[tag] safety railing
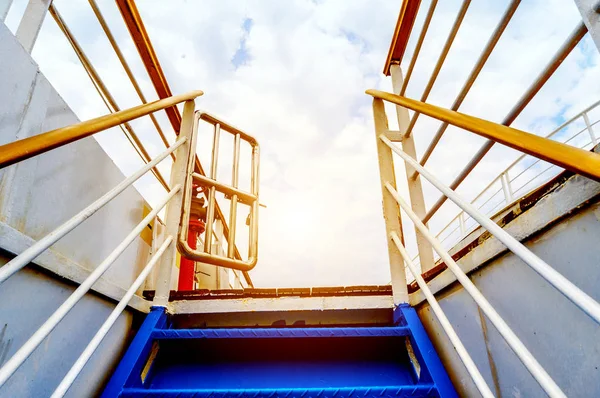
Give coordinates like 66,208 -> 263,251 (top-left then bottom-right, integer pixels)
434,99 -> 600,252
0,89 -> 261,394
0,92 -> 200,392
4,0 -> 255,287
369,93 -> 600,397
378,0 -> 594,275
179,113 -> 261,271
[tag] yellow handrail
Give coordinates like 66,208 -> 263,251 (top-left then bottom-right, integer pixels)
366,89 -> 600,182
0,90 -> 204,169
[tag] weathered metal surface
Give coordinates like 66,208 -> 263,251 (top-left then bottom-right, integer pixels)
0,21 -> 153,308
144,285 -> 392,301
15,0 -> 50,53
0,253 -> 136,397
371,98 -> 408,304
418,199 -> 600,396
575,0 -> 600,51
169,295 -> 394,315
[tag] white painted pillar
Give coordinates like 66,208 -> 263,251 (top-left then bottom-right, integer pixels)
574,0 -> 600,52
15,0 -> 51,53
0,0 -> 14,22
153,100 -> 196,307
390,65 -> 436,274
371,97 -> 408,305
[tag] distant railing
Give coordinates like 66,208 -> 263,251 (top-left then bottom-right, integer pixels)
434,99 -> 600,252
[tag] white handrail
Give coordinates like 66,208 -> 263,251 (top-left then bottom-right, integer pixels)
0,185 -> 180,387
390,232 -> 495,398
0,137 -> 186,284
384,181 -> 565,398
51,236 -> 174,398
381,134 -> 600,325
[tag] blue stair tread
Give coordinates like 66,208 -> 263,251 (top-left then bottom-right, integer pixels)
151,327 -> 410,339
148,336 -> 416,390
149,360 -> 415,389
120,385 -> 439,397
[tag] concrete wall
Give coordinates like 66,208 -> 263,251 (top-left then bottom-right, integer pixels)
417,177 -> 600,397
0,20 -> 152,396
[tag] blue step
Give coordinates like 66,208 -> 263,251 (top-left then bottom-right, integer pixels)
102,305 -> 456,398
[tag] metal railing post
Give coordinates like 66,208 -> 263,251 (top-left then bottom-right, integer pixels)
500,171 -> 514,204
0,0 -> 13,21
458,212 -> 466,236
390,65 -> 436,273
153,100 -> 196,307
574,0 -> 600,52
582,112 -> 598,146
15,0 -> 50,53
371,98 -> 408,305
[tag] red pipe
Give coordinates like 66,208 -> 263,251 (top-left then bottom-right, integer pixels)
178,219 -> 205,291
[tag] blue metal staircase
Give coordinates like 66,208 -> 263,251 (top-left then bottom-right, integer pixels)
102,306 -> 456,397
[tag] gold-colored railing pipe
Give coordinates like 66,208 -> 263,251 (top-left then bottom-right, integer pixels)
0,91 -> 204,170
366,89 -> 600,182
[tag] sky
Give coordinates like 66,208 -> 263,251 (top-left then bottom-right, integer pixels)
4,0 -> 600,288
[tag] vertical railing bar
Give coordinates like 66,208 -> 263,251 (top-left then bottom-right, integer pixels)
382,134 -> 600,325
583,112 -> 598,146
50,236 -> 174,398
403,0 -> 471,139
385,182 -> 566,397
0,186 -> 180,387
204,123 -> 221,254
248,144 -> 260,260
15,0 -> 50,53
227,133 -> 241,259
391,66 -> 436,273
371,98 -> 408,304
400,0 -> 438,96
500,172 -> 512,204
390,232 -> 495,398
458,212 -> 466,236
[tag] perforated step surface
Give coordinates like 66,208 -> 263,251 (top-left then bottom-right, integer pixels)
102,306 -> 456,398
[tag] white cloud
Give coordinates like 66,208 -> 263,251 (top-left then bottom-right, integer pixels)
17,0 -> 600,287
